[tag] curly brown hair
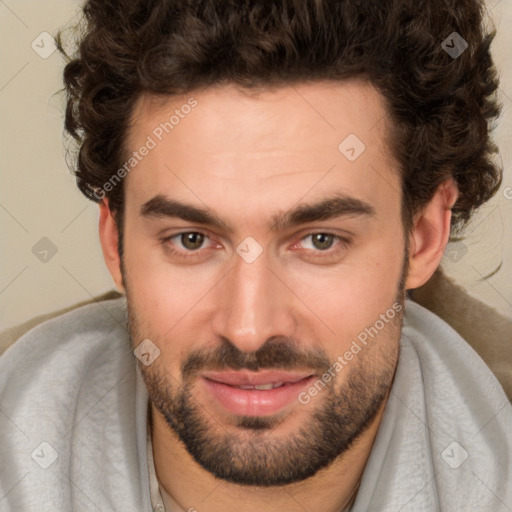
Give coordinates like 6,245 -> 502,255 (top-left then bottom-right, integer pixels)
56,0 -> 502,238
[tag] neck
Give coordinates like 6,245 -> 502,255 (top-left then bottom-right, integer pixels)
150,391 -> 389,512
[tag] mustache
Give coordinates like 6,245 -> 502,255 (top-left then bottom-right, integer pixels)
181,336 -> 331,378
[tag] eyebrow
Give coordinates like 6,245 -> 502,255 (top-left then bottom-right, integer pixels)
140,193 -> 376,233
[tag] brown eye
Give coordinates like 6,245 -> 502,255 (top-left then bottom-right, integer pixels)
180,232 -> 205,250
294,232 -> 351,262
310,233 -> 335,250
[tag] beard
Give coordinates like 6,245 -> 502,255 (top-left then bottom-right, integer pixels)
128,292 -> 404,487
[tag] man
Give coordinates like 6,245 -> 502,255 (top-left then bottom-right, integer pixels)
1,1 -> 511,511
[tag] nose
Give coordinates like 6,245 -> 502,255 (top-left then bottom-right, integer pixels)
211,248 -> 296,353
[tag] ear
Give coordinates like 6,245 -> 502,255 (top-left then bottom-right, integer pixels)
405,179 -> 459,290
98,199 -> 125,293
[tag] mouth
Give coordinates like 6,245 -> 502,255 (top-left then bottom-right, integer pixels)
201,370 -> 316,417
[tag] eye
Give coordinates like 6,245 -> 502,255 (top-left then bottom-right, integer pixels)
161,231 -> 214,257
292,232 -> 350,260
300,233 -> 337,251
174,232 -> 208,251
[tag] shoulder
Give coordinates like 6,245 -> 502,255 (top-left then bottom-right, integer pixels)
411,268 -> 512,402
0,295 -> 134,447
0,296 -> 147,511
398,300 -> 512,506
403,299 -> 508,401
0,291 -> 125,356
0,296 -> 131,394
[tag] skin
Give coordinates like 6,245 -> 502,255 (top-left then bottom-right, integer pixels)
99,80 -> 458,512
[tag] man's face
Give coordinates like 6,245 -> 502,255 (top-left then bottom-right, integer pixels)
122,80 -> 406,485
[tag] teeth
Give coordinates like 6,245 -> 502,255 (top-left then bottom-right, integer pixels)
237,382 -> 285,390
254,383 -> 277,390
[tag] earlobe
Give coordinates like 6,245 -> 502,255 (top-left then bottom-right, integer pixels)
405,179 -> 459,290
98,199 -> 125,293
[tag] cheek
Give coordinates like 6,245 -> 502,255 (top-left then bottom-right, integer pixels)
280,237 -> 405,340
123,234 -> 220,348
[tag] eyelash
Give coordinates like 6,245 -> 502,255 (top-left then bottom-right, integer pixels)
159,231 -> 351,261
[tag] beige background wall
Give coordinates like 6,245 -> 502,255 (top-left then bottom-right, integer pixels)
1,0 -> 511,331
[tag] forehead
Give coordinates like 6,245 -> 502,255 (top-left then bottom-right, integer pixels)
123,80 -> 400,223
128,79 -> 390,149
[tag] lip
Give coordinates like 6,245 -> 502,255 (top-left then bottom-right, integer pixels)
201,371 -> 315,417
202,370 -> 313,387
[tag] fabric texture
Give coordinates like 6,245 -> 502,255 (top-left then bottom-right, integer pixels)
0,297 -> 152,512
0,297 -> 511,511
410,269 -> 512,402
